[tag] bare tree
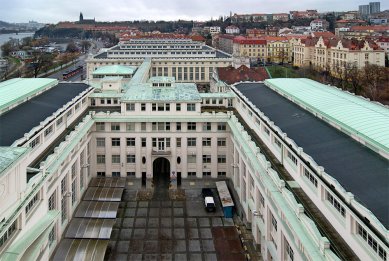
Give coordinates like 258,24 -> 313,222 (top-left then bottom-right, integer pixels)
29,51 -> 54,78
347,63 -> 362,95
359,63 -> 386,101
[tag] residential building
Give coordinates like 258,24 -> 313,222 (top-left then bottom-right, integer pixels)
310,19 -> 329,31
86,37 -> 233,84
272,13 -> 289,22
225,25 -> 240,35
246,28 -> 266,37
293,36 -> 385,71
342,11 -> 359,20
337,25 -> 389,39
232,36 -> 267,63
375,36 -> 389,58
289,10 -> 319,19
264,36 -> 290,63
369,2 -> 381,14
207,26 -> 221,34
359,4 -> 370,18
0,38 -> 388,261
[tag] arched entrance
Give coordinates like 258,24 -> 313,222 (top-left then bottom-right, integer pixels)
153,157 -> 170,189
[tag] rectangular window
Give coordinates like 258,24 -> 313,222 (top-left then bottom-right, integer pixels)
141,122 -> 146,131
111,138 -> 120,146
56,117 -> 63,126
96,138 -> 105,147
202,138 -> 211,146
152,103 -> 157,111
187,122 -> 196,131
127,172 -> 135,177
285,238 -> 294,261
176,103 -> 181,111
141,138 -> 147,147
112,172 -> 121,177
217,122 -> 226,131
126,138 -> 135,146
97,155 -> 106,164
218,172 -> 226,176
217,138 -> 226,147
126,122 -> 135,131
202,155 -> 211,163
304,168 -> 318,188
218,155 -> 226,163
274,138 -> 282,148
127,154 -> 136,163
111,123 -> 120,131
25,193 -> 39,215
71,180 -> 77,205
48,193 -> 56,210
112,155 -> 121,164
188,171 -> 196,176
271,213 -> 278,231
287,150 -> 298,166
357,223 -> 387,261
264,126 -> 270,136
187,103 -> 196,111
29,136 -> 40,148
141,103 -> 146,111
176,122 -> 181,131
326,191 -> 346,217
44,125 -> 53,137
96,122 -> 105,131
203,172 -> 211,177
126,103 -> 135,111
176,138 -> 181,147
187,138 -> 197,147
97,172 -> 106,177
203,122 -> 212,131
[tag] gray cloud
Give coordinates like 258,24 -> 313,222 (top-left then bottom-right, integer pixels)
0,0 -> 388,23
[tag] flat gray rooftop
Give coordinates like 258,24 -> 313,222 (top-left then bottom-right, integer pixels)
235,82 -> 389,228
0,83 -> 89,146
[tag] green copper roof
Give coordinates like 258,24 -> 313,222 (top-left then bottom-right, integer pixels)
0,147 -> 29,176
0,78 -> 58,113
122,83 -> 201,102
120,59 -> 201,102
92,65 -> 136,75
265,78 -> 389,153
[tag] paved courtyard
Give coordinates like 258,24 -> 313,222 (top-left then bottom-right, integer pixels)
104,179 -> 240,261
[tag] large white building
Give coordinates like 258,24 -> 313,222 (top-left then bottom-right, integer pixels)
86,38 -> 232,85
0,39 -> 388,261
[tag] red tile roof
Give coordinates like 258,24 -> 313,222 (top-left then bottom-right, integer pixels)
217,66 -> 269,84
350,25 -> 389,31
233,37 -> 266,45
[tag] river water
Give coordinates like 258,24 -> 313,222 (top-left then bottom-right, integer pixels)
0,32 -> 35,57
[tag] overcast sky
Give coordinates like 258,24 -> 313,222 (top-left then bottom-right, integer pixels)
1,0 -> 388,23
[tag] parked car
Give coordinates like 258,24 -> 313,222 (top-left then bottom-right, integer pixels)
202,188 -> 216,212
